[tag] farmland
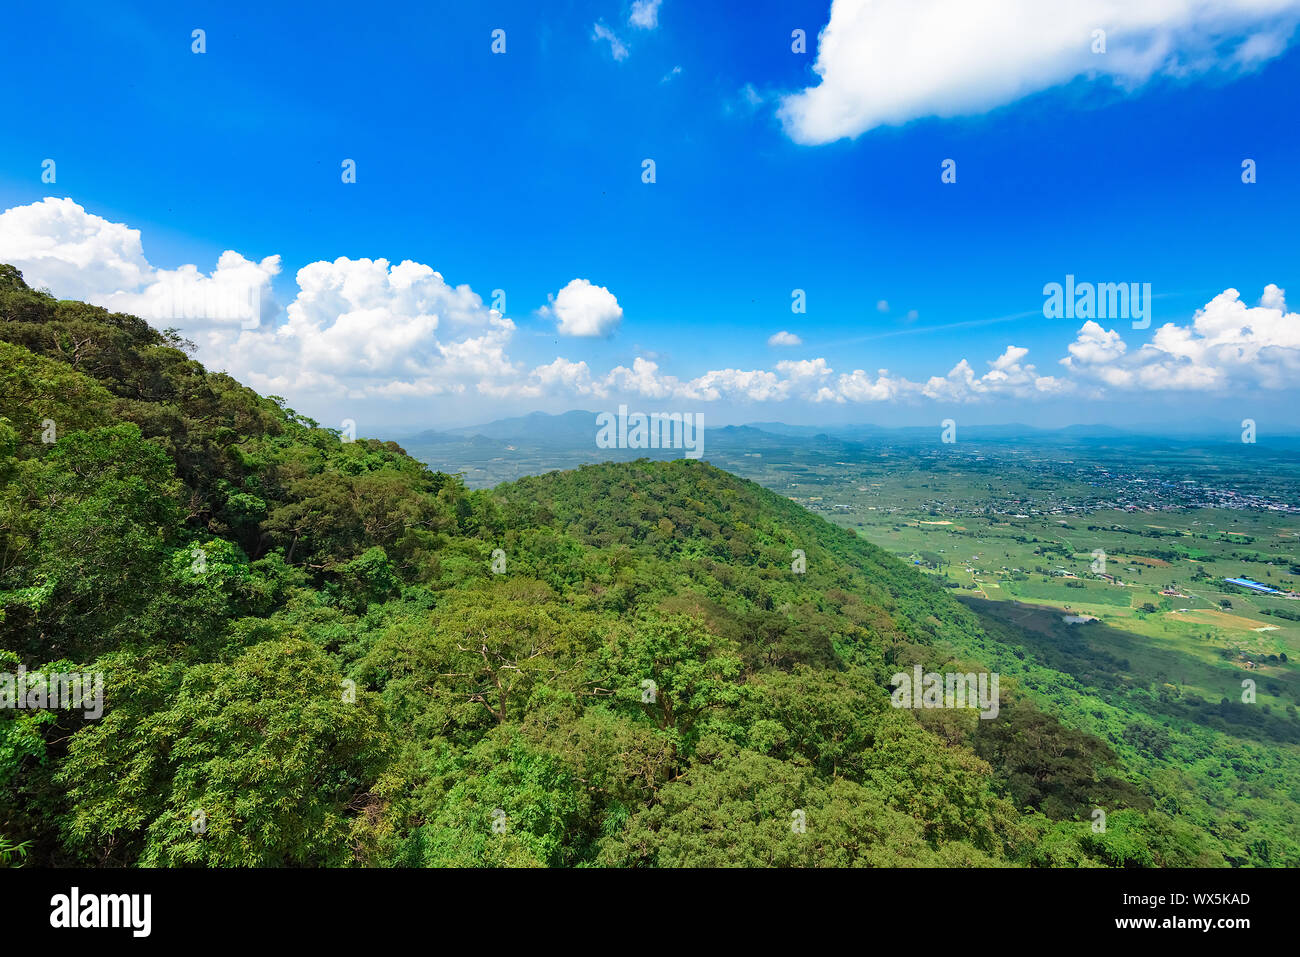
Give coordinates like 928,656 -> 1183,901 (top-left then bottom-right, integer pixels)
750,441 -> 1300,714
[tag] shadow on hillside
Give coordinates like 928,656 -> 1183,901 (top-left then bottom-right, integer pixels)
957,595 -> 1300,746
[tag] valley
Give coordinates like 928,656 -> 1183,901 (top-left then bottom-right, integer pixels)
406,413 -> 1300,865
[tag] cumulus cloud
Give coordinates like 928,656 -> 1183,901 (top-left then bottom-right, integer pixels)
827,347 -> 1068,405
1061,285 -> 1300,392
282,257 -> 514,383
917,346 -> 1068,402
539,278 -> 624,337
0,197 -> 281,328
768,330 -> 803,347
1064,320 -> 1128,365
8,199 -> 1300,412
215,256 -> 519,401
501,355 -> 829,405
0,198 -> 524,401
112,252 -> 282,329
684,368 -> 785,402
835,369 -> 910,403
778,0 -> 1300,144
630,0 -> 663,30
0,197 -> 152,300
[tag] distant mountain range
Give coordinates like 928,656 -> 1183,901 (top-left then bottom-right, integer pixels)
398,413 -> 1298,449
392,411 -> 1300,488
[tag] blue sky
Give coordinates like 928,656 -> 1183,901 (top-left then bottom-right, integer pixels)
2,0 -> 1300,434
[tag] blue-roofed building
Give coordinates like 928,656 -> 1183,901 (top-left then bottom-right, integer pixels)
1224,577 -> 1280,594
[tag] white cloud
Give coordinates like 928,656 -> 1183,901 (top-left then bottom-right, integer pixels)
0,197 -> 152,299
630,0 -> 663,30
0,198 -> 523,401
768,330 -> 803,347
540,278 -> 624,337
282,257 -> 513,384
592,21 -> 629,60
776,357 -> 833,381
681,367 -> 785,402
214,256 -> 519,402
1061,285 -> 1300,392
919,346 -> 1068,402
777,0 -> 1300,144
0,197 -> 280,328
876,299 -> 889,313
9,200 -> 1300,413
834,369 -> 912,403
112,252 -> 282,329
514,357 -> 598,399
505,355 -> 829,405
1063,320 -> 1128,365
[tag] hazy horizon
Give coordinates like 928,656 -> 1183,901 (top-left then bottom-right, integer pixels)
384,407 -> 1300,443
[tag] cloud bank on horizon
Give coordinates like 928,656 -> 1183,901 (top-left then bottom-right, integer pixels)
2,197 -> 1298,410
778,0 -> 1300,143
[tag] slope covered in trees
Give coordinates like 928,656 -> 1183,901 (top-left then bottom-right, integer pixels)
0,264 -> 1269,866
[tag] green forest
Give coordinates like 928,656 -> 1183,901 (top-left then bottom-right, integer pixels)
0,262 -> 1293,867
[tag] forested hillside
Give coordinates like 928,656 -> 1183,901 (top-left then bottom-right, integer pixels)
0,264 -> 1269,866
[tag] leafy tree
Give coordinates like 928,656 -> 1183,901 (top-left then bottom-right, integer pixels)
58,640 -> 390,866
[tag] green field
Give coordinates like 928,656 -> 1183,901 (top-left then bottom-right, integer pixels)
819,500 -> 1300,710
